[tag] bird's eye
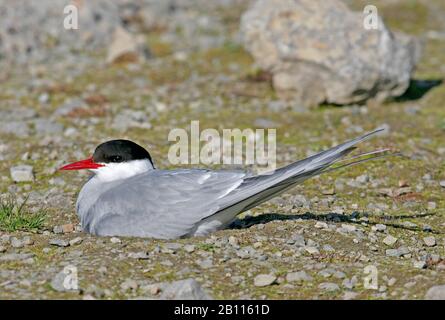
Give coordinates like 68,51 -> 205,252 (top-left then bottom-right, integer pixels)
109,155 -> 123,163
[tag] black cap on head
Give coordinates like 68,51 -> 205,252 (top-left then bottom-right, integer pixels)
93,140 -> 153,166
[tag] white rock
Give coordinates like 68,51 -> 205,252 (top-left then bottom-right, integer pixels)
423,236 -> 436,247
425,285 -> 445,300
383,235 -> 398,246
10,165 -> 34,182
254,274 -> 277,287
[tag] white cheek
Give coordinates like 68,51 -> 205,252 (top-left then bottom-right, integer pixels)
92,160 -> 154,182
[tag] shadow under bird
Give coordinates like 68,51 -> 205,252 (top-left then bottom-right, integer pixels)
60,128 -> 391,239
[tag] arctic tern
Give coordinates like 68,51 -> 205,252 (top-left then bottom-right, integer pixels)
60,128 -> 389,239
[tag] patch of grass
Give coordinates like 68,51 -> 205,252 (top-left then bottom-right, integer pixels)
196,243 -> 216,252
0,196 -> 47,232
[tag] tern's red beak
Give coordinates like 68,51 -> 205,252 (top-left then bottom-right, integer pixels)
59,157 -> 104,171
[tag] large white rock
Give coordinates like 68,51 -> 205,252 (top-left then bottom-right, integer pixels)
240,0 -> 421,107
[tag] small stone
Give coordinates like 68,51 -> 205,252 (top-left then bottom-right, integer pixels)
323,244 -> 335,252
0,253 -> 34,261
427,202 -> 437,210
254,274 -> 277,287
319,282 -> 340,292
423,236 -> 436,247
110,237 -> 122,244
413,260 -> 427,269
61,224 -> 75,233
425,285 -> 445,300
22,236 -> 34,246
386,246 -> 410,257
228,236 -> 239,246
333,271 -> 346,279
402,221 -> 418,228
343,291 -> 358,300
387,278 -> 397,286
0,245 -> 6,253
292,234 -> 306,247
321,188 -> 335,195
162,242 -> 182,253
51,269 -> 78,292
120,279 -> 139,292
439,181 -> 445,188
315,221 -> 328,229
10,237 -> 23,248
183,244 -> 196,253
197,258 -> 213,269
341,224 -> 357,232
67,236 -> 82,246
356,174 -> 369,184
286,271 -> 313,283
158,278 -> 212,300
128,252 -> 150,260
53,225 -> 64,234
49,239 -> 70,247
372,224 -> 387,232
305,246 -> 320,255
10,165 -> 34,182
383,235 -> 398,246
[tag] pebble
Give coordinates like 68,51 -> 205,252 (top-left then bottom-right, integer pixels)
382,235 -> 398,246
128,251 -> 150,260
228,236 -> 239,246
315,221 -> 328,229
197,258 -> 213,269
318,282 -> 340,292
0,245 -> 6,253
439,181 -> 445,188
254,274 -> 277,287
305,246 -> 320,255
292,234 -> 306,247
341,224 -> 357,232
10,165 -> 34,182
286,271 -> 313,283
425,285 -> 445,300
387,278 -> 397,286
183,244 -> 196,253
10,237 -> 24,248
22,236 -> 34,246
120,279 -> 139,292
413,260 -> 427,269
423,236 -> 436,247
427,202 -> 437,210
53,224 -> 75,234
372,224 -> 387,232
110,237 -> 122,244
69,237 -> 83,246
49,239 -> 70,247
0,253 -> 35,262
343,291 -> 358,300
386,246 -> 410,257
51,269 -> 78,292
156,278 -> 212,300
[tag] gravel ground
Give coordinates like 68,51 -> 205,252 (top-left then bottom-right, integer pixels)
0,0 -> 444,299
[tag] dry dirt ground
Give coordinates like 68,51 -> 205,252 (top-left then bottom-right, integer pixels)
0,0 -> 444,299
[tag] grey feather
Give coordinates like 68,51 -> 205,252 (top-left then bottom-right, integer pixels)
77,128 -> 384,239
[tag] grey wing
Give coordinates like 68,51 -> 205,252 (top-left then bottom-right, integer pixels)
88,169 -> 248,239
199,128 -> 385,221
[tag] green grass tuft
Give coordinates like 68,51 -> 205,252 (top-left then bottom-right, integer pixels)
0,196 -> 47,232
